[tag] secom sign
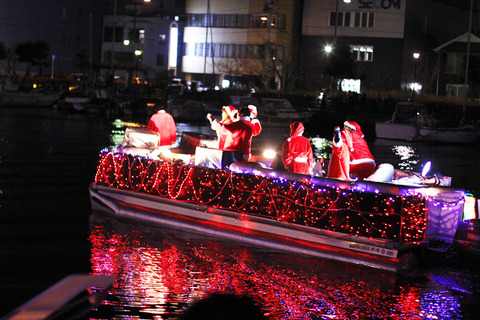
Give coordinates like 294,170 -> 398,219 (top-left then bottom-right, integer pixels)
359,0 -> 401,10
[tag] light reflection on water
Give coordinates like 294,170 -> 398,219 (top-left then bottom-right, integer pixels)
87,214 -> 476,319
90,119 -> 480,319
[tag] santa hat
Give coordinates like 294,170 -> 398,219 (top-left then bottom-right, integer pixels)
289,121 -> 305,138
223,105 -> 238,119
344,121 -> 364,138
248,104 -> 258,117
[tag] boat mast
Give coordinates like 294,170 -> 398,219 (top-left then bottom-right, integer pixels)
462,0 -> 473,125
202,0 -> 215,88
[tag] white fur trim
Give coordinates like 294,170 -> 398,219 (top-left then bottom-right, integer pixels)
344,121 -> 356,131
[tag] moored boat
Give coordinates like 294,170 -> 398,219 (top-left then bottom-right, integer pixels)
89,130 -> 479,272
257,98 -> 312,127
375,101 -> 479,144
0,85 -> 65,107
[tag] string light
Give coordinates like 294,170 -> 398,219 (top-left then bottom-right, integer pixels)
94,151 -> 432,243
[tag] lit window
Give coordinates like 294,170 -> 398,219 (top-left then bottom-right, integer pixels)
351,45 -> 373,62
159,34 -> 166,44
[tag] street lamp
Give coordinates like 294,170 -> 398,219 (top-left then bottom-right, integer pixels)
412,52 -> 420,100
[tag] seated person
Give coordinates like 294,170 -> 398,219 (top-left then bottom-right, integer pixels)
282,122 -> 313,175
146,104 -> 177,147
343,121 -> 376,180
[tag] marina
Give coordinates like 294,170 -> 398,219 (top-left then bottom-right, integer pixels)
2,107 -> 480,318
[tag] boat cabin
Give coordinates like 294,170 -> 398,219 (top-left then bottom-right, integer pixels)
392,102 -> 430,126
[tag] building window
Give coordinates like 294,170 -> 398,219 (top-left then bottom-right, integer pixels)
157,54 -> 165,66
139,29 -> 145,44
330,11 -> 373,28
348,12 -> 374,28
187,13 -> 284,30
185,42 -> 283,59
351,45 -> 373,62
104,26 -> 123,42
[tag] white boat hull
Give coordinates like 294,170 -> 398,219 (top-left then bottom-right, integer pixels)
419,127 -> 478,144
375,122 -> 420,141
0,90 -> 64,107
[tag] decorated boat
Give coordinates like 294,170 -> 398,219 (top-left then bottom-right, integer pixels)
89,130 -> 479,273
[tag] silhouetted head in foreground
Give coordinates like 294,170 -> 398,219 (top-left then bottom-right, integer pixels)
181,293 -> 266,320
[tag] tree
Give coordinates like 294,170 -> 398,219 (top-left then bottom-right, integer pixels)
75,46 -> 91,76
15,41 -> 50,76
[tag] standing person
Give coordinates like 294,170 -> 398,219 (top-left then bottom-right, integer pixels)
343,121 -> 376,180
327,126 -> 353,180
282,121 -> 313,175
207,105 -> 238,149
146,104 -> 177,147
248,104 -> 262,136
211,107 -> 254,168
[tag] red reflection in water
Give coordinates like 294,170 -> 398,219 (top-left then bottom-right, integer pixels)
88,216 -> 467,319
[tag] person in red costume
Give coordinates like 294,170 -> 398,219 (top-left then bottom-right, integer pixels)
146,104 -> 177,146
327,126 -> 353,180
282,121 -> 313,175
207,105 -> 238,149
210,107 -> 254,168
247,104 -> 262,136
343,121 -> 376,180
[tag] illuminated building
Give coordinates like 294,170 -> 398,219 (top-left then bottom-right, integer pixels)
100,0 -> 186,83
301,0 -> 480,94
182,0 -> 301,91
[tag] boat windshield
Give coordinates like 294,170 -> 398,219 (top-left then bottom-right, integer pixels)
392,103 -> 429,125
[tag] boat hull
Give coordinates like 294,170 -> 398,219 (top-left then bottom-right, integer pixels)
90,183 -> 405,272
0,90 -> 64,107
375,122 -> 420,141
419,127 -> 478,144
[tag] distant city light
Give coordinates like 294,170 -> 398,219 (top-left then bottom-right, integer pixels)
324,45 -> 333,53
340,79 -> 361,93
221,79 -> 230,88
169,23 -> 178,69
410,82 -> 422,92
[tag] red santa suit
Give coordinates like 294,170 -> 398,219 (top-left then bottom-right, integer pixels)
282,122 -> 313,175
327,128 -> 353,180
344,121 -> 376,180
212,105 -> 237,149
147,110 -> 177,146
214,116 -> 254,168
248,105 -> 262,136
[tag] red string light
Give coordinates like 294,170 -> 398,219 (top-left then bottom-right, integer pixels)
94,151 -> 428,243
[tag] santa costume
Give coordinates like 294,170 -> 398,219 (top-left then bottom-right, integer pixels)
146,108 -> 177,146
214,111 -> 254,168
211,105 -> 238,149
282,122 -> 313,175
344,121 -> 376,180
327,127 -> 353,180
248,104 -> 262,136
